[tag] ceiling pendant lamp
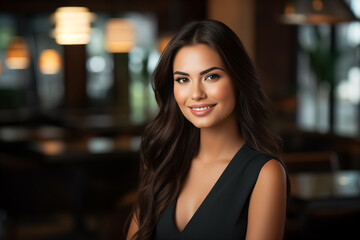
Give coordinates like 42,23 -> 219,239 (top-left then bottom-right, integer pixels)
52,7 -> 95,45
280,0 -> 358,25
105,18 -> 135,53
5,36 -> 30,70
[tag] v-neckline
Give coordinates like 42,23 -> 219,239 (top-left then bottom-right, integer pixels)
172,144 -> 246,233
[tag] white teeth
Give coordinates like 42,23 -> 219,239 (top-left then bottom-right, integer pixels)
191,106 -> 213,111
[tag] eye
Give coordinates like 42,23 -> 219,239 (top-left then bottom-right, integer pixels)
205,74 -> 220,81
175,77 -> 189,84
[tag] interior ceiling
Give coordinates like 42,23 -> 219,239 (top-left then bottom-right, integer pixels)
0,0 -> 207,16
2,0 -> 167,12
1,0 -> 207,32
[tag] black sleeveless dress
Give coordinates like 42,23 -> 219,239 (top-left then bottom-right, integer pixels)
155,144 -> 274,240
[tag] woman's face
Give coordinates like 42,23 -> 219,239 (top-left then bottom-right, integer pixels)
173,44 -> 236,129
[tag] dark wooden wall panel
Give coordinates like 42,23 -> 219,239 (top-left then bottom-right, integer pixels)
255,0 -> 297,99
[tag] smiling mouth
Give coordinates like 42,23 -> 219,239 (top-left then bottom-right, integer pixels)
189,104 -> 216,111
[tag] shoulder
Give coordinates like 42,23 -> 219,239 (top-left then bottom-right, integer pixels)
250,159 -> 287,204
251,159 -> 287,204
241,146 -> 283,178
258,159 -> 287,183
242,145 -> 275,165
254,159 -> 287,194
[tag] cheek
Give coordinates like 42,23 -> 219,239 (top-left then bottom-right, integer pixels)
173,85 -> 187,107
210,81 -> 236,104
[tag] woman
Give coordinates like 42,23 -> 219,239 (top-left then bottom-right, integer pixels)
126,19 -> 288,240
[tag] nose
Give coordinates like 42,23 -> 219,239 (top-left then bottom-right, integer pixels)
191,81 -> 206,101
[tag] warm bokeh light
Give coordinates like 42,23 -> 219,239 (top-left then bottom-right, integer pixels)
157,35 -> 173,53
0,60 -> 3,75
284,5 -> 296,15
38,140 -> 65,156
38,49 -> 62,74
312,0 -> 324,11
105,18 -> 135,53
5,36 -> 30,69
280,0 -> 357,25
52,7 -> 95,45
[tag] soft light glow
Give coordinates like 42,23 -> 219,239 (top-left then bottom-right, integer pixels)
337,67 -> 360,104
351,0 -> 360,18
39,49 -> 62,74
280,0 -> 357,25
337,176 -> 349,185
158,35 -> 173,53
284,5 -> 296,14
87,137 -> 115,153
0,60 -> 2,75
5,36 -> 30,69
38,140 -> 65,156
52,7 -> 95,45
312,0 -> 324,11
347,22 -> 360,47
87,56 -> 106,73
105,18 -> 135,53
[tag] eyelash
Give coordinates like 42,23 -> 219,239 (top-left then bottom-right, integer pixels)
175,74 -> 220,84
175,77 -> 189,84
205,74 -> 220,81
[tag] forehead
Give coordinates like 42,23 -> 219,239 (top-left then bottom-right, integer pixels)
173,44 -> 225,72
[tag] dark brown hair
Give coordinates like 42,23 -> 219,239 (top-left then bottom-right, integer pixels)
130,19 -> 283,240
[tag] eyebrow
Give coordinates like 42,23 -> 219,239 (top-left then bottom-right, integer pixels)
173,66 -> 225,76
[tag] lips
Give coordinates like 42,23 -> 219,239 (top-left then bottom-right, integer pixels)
188,104 -> 216,116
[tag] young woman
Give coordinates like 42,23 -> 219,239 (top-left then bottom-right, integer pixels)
126,19 -> 288,240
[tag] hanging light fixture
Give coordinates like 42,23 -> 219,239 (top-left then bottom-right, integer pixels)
280,0 -> 358,25
38,49 -> 62,74
105,18 -> 135,53
52,7 -> 95,45
5,36 -> 30,70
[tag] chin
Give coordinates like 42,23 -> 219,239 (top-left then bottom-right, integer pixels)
188,119 -> 215,129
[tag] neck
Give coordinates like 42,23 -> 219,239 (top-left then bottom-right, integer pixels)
197,114 -> 244,163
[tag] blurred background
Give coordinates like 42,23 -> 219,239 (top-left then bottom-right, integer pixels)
0,0 -> 359,239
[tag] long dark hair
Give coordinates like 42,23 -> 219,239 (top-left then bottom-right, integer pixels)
130,19 -> 283,240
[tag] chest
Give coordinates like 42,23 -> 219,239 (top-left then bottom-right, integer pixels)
175,160 -> 229,231
155,146 -> 272,240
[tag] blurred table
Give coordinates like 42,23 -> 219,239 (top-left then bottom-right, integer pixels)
288,170 -> 360,239
290,170 -> 360,200
290,170 -> 360,212
0,124 -> 141,238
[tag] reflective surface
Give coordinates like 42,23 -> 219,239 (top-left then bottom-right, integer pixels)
290,170 -> 360,199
